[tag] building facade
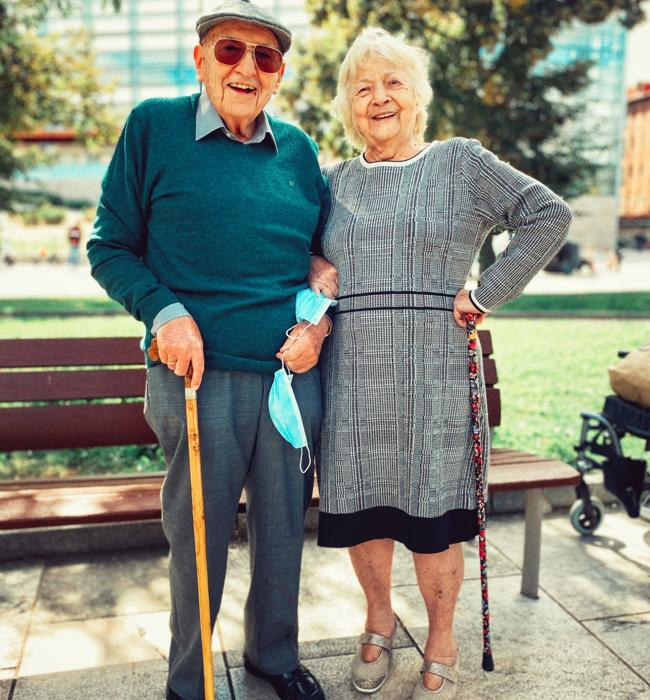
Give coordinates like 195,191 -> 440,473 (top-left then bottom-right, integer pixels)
543,17 -> 628,250
620,82 -> 650,244
41,0 -> 309,114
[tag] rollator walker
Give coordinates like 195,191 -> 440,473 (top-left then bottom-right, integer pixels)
571,351 -> 650,534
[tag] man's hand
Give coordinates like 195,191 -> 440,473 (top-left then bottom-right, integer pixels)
453,289 -> 488,328
309,255 -> 339,299
156,316 -> 205,390
275,318 -> 329,373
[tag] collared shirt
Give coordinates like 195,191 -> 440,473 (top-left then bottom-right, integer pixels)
152,91 -> 279,335
195,89 -> 278,150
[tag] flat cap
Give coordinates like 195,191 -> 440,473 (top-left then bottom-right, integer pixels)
196,0 -> 292,54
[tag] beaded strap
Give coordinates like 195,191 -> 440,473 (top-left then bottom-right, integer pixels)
464,314 -> 495,672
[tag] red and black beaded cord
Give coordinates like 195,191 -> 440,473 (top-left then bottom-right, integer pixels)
464,313 -> 495,672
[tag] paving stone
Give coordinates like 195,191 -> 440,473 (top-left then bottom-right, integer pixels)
220,531 -> 518,669
230,646 -> 423,699
0,559 -> 43,673
12,657 -> 231,700
124,610 -> 224,658
32,549 -> 170,624
393,575 -> 650,699
583,612 -> 650,683
220,535 -> 414,668
487,510 -> 650,620
0,521 -> 167,561
19,616 -> 164,677
463,536 -> 520,580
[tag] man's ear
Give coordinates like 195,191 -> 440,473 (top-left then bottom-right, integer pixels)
273,63 -> 286,94
193,44 -> 205,82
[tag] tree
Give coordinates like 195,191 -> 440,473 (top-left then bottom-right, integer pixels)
0,1 -> 120,210
279,0 -> 644,201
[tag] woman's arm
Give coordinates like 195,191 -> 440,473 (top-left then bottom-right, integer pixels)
459,139 -> 572,312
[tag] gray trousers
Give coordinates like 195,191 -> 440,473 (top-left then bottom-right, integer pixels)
144,365 -> 322,700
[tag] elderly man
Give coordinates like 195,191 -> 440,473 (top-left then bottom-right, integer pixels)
87,2 -> 330,699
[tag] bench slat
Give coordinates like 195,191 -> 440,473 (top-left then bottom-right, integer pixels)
486,387 -> 500,426
0,448 -> 579,530
0,403 -> 156,451
0,337 -> 144,368
0,334 -> 493,369
0,369 -> 146,402
488,448 -> 579,491
482,358 -> 497,386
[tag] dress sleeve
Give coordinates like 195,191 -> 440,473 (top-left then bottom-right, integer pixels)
459,138 -> 572,311
87,107 -> 180,331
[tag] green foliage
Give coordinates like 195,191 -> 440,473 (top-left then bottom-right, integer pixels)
0,0 -> 121,210
0,445 -> 165,480
20,203 -> 66,225
280,0 -> 644,198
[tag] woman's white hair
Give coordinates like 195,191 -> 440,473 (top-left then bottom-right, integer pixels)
333,28 -> 433,150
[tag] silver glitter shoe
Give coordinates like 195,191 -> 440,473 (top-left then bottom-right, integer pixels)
351,625 -> 396,694
411,655 -> 460,699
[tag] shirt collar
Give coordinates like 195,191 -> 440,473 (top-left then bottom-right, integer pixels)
195,90 -> 277,151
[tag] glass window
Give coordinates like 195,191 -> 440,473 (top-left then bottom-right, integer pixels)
94,35 -> 131,51
137,15 -> 179,32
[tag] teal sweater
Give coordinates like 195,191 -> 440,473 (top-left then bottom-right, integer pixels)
88,94 -> 329,374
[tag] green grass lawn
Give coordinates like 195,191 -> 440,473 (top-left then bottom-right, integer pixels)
0,297 -> 125,317
0,313 -> 142,339
484,317 -> 650,463
497,291 -> 650,316
1,314 -> 648,479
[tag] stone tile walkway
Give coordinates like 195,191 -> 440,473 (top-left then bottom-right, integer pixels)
1,507 -> 649,699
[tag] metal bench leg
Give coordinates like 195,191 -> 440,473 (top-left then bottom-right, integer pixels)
521,488 -> 543,599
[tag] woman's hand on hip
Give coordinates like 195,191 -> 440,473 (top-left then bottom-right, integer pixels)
309,255 -> 339,299
453,289 -> 487,328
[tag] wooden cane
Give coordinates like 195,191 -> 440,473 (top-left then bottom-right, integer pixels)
148,338 -> 215,700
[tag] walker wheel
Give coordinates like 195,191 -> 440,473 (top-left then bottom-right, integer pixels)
569,497 -> 604,535
639,489 -> 650,523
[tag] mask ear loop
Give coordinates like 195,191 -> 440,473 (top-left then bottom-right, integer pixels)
281,350 -> 290,376
299,445 -> 312,474
286,322 -> 313,341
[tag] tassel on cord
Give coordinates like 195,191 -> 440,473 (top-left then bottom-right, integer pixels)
464,314 -> 495,672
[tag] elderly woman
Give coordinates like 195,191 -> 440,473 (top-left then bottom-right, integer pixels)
310,28 -> 571,699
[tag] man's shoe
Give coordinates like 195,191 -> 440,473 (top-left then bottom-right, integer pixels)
243,657 -> 325,699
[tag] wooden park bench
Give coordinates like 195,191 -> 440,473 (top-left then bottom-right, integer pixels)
0,333 -> 579,598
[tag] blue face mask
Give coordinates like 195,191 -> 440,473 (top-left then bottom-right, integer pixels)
295,288 -> 337,325
269,287 -> 337,472
268,362 -> 311,473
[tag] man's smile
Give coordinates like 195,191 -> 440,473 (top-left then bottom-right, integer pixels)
228,81 -> 257,94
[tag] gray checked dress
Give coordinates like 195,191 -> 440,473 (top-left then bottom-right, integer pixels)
317,137 -> 571,553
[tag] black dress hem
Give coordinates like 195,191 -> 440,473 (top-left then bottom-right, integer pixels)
318,506 -> 479,554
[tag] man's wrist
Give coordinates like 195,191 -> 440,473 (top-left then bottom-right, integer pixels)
152,302 -> 191,335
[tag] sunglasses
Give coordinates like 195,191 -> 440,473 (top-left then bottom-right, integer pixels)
209,37 -> 284,74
